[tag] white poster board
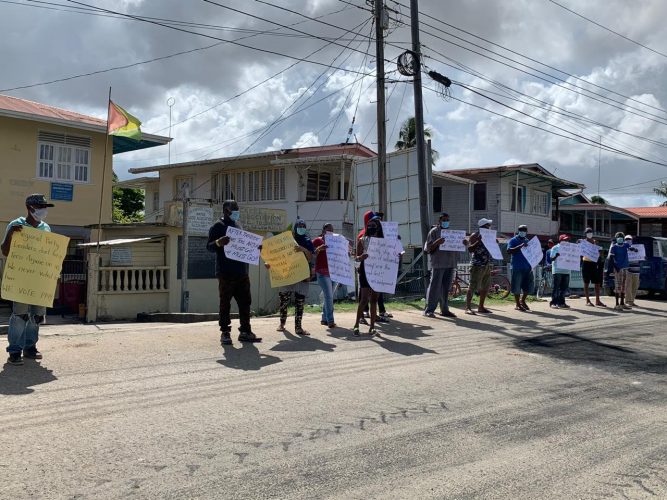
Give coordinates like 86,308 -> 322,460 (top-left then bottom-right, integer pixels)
381,221 -> 399,240
479,228 -> 504,260
224,227 -> 263,265
365,237 -> 400,294
579,240 -> 601,262
520,236 -> 543,269
628,244 -> 646,262
324,232 -> 354,286
439,230 -> 467,252
556,241 -> 581,271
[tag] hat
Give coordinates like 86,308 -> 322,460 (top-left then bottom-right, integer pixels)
440,212 -> 449,218
478,218 -> 492,227
363,210 -> 376,226
624,234 -> 633,240
585,227 -> 593,233
559,234 -> 570,242
518,224 -> 528,230
25,194 -> 54,207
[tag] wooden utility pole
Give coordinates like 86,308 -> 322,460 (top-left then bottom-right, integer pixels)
375,0 -> 387,215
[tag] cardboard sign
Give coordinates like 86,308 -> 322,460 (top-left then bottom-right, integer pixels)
224,226 -> 263,265
628,244 -> 646,262
364,237 -> 400,294
1,226 -> 69,307
479,228 -> 504,260
579,240 -> 601,262
520,236 -> 543,269
555,241 -> 581,271
260,231 -> 310,288
380,221 -> 399,240
324,232 -> 354,287
439,230 -> 467,252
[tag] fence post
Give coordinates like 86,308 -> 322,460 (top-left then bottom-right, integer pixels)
86,254 -> 99,323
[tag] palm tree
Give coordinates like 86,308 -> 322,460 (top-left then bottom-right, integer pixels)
394,117 -> 439,166
654,181 -> 667,206
590,195 -> 608,204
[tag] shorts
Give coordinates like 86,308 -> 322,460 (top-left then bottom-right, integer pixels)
614,268 -> 628,294
511,268 -> 534,295
582,261 -> 602,285
470,264 -> 492,292
358,262 -> 370,289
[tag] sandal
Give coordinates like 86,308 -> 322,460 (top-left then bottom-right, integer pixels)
327,323 -> 337,328
596,302 -> 607,308
352,327 -> 360,336
586,301 -> 595,307
295,327 -> 310,336
369,328 -> 378,337
465,308 -> 476,315
276,323 -> 286,332
359,317 -> 369,326
477,308 -> 492,314
515,306 -> 526,312
521,303 -> 530,311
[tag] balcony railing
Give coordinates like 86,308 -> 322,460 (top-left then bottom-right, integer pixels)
98,266 -> 169,294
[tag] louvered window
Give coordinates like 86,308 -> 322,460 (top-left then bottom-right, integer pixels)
36,131 -> 91,183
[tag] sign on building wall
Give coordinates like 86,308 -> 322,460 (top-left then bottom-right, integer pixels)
188,206 -> 213,236
166,202 -> 287,234
51,182 -> 73,201
110,247 -> 132,266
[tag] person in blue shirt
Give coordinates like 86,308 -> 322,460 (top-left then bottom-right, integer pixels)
507,224 -> 534,311
608,231 -> 639,311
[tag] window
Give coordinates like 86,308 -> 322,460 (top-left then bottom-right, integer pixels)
306,170 -> 331,201
532,191 -> 550,216
212,168 -> 286,203
510,185 -> 526,212
36,132 -> 91,183
432,186 -> 442,212
473,183 -> 486,211
152,192 -> 160,212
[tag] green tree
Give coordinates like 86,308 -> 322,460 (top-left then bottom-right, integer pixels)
112,172 -> 144,222
590,195 -> 608,204
653,181 -> 667,206
394,117 -> 439,166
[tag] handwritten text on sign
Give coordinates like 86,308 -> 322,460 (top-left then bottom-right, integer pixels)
324,232 -> 354,286
520,236 -> 543,269
260,231 -> 310,288
439,230 -> 467,252
628,244 -> 646,262
579,240 -> 601,262
365,237 -> 400,294
1,226 -> 69,307
555,241 -> 581,271
224,226 -> 263,265
380,221 -> 399,240
479,228 -> 504,260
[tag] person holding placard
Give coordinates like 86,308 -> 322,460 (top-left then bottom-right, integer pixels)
357,210 -> 391,324
578,227 -> 606,308
507,224 -> 534,312
464,218 -> 494,315
423,212 -> 461,318
207,200 -> 261,345
624,235 -> 641,307
312,223 -> 337,329
608,232 -> 640,311
273,219 -> 314,336
550,234 -> 572,309
1,194 -> 54,365
352,216 -> 384,336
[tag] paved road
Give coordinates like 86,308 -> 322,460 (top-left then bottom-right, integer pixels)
1,298 -> 666,499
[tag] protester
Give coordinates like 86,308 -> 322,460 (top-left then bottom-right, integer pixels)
507,224 -> 534,311
207,200 -> 262,345
352,215 -> 383,336
608,232 -> 638,311
358,210 -> 391,324
423,212 -> 460,318
464,218 -> 494,315
624,235 -> 641,307
1,194 -> 56,365
578,227 -> 606,307
312,223 -> 336,328
550,234 -> 572,309
273,219 -> 314,335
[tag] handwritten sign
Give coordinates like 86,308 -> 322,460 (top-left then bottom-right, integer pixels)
439,230 -> 467,252
188,206 -> 213,236
555,241 -> 581,271
520,236 -> 543,269
479,228 -> 504,260
324,232 -> 354,286
380,221 -> 399,240
365,237 -> 400,294
579,240 -> 601,262
1,226 -> 69,307
224,226 -> 263,265
260,231 -> 310,288
628,244 -> 646,262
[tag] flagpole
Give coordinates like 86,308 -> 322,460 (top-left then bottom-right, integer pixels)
96,86 -> 112,254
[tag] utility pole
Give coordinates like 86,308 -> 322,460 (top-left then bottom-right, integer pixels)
410,0 -> 430,243
180,183 -> 190,313
375,0 -> 388,215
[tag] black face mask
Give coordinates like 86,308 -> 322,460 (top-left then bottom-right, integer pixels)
366,226 -> 378,236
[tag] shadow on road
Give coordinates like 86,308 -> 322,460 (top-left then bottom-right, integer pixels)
270,329 -> 336,353
371,334 -> 438,356
0,360 -> 57,395
217,342 -> 282,371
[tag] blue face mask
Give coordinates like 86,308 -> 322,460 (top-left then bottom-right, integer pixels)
518,231 -> 527,238
616,237 -> 624,244
441,221 -> 450,229
229,210 -> 240,222
296,227 -> 307,236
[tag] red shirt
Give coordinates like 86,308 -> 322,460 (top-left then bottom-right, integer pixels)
312,237 -> 329,276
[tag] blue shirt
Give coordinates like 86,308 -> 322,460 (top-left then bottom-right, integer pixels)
4,217 -> 51,239
508,235 -> 531,270
610,242 -> 631,270
550,244 -> 571,275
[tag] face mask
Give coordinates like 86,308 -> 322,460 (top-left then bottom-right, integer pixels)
585,232 -> 593,239
229,210 -> 240,222
296,227 -> 307,236
31,208 -> 48,221
441,221 -> 450,229
518,231 -> 527,238
616,237 -> 624,244
366,226 -> 377,236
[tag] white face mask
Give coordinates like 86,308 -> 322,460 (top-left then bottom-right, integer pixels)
585,232 -> 593,239
31,208 -> 48,221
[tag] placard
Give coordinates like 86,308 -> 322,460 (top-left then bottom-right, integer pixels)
188,206 -> 213,236
324,232 -> 354,286
224,226 -> 263,265
1,226 -> 69,307
579,240 -> 601,262
520,236 -> 543,269
439,230 -> 467,252
628,244 -> 646,262
555,241 -> 581,271
479,228 -> 504,260
380,221 -> 399,240
110,247 -> 132,266
364,237 -> 400,294
260,231 -> 310,288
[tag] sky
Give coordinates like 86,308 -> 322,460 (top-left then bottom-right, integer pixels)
2,0 -> 667,207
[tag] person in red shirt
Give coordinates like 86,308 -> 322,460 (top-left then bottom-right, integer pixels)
312,223 -> 336,328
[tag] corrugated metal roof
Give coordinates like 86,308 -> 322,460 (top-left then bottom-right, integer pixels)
0,94 -> 105,127
626,207 -> 667,218
78,236 -> 164,247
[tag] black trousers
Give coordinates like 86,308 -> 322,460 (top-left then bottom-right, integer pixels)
217,274 -> 252,333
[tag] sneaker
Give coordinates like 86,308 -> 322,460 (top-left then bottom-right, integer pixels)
369,328 -> 378,337
238,331 -> 262,343
7,353 -> 23,365
382,312 -> 393,318
23,348 -> 42,360
423,311 -> 436,318
550,304 -> 560,309
614,305 -> 623,312
352,327 -> 360,337
376,316 -> 389,323
320,320 -> 328,325
622,304 -> 632,310
220,332 -> 232,345
439,311 -> 457,318
560,304 -> 571,309
359,317 -> 369,326
363,311 -> 370,318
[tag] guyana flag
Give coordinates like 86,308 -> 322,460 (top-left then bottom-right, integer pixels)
108,101 -> 142,141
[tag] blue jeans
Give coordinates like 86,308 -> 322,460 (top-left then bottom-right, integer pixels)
551,273 -> 570,306
7,302 -> 46,354
317,273 -> 335,324
425,267 -> 455,314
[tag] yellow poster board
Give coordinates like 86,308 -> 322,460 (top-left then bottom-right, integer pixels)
260,231 -> 310,288
1,226 -> 70,307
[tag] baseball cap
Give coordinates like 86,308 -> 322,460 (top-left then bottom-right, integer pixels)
518,224 -> 528,230
478,218 -> 492,227
585,227 -> 593,233
559,234 -> 570,242
624,235 -> 633,240
25,194 -> 54,207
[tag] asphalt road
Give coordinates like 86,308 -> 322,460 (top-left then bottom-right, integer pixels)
1,298 -> 666,499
